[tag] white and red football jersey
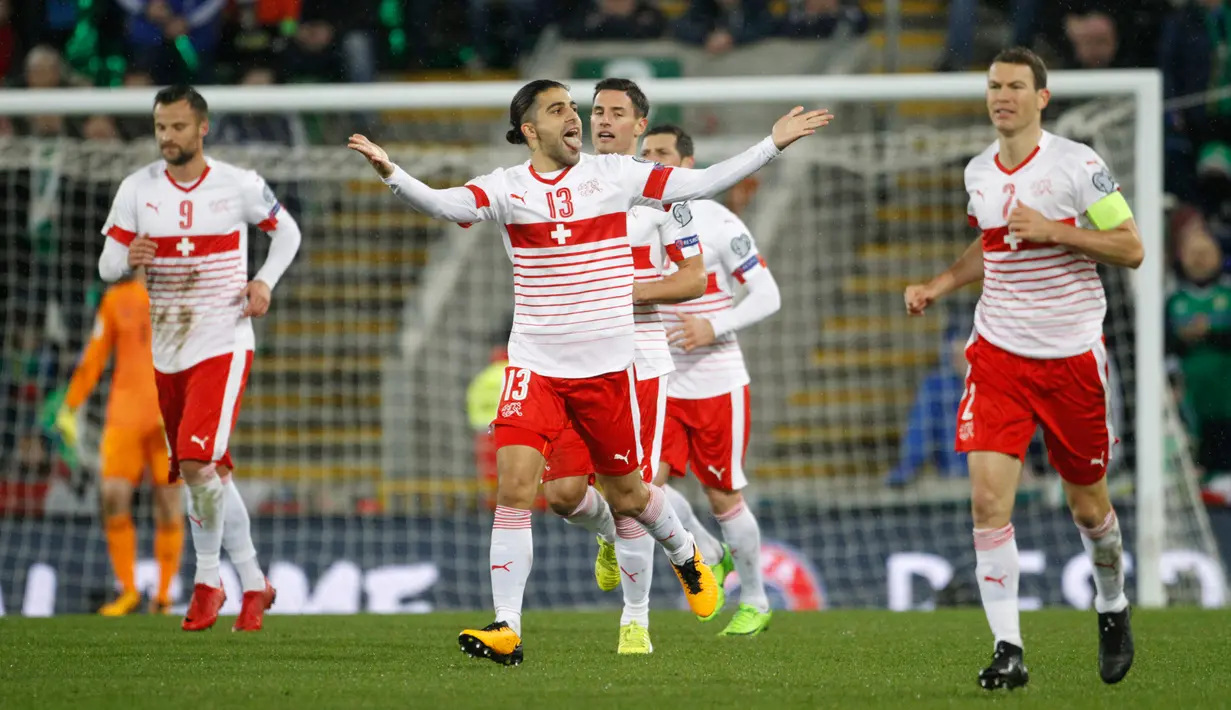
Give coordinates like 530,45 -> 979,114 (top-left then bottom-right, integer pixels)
461,154 -> 682,379
629,201 -> 702,381
660,200 -> 764,399
965,131 -> 1122,359
101,158 -> 284,373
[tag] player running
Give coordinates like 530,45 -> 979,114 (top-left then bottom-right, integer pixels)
904,47 -> 1143,689
349,79 -> 831,665
537,78 -> 708,656
97,85 -> 302,632
56,273 -> 183,616
646,124 -> 781,638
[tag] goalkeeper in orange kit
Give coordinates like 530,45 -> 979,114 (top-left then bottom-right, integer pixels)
56,273 -> 183,615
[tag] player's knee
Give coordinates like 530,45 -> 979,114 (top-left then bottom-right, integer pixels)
705,487 -> 741,516
1066,485 -> 1112,529
970,484 -> 1012,527
100,481 -> 132,517
599,476 -> 648,518
543,481 -> 585,518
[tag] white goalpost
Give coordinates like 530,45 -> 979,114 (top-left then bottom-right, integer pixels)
2,70 -> 1217,616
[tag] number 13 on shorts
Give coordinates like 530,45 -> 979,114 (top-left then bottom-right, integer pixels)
499,368 -> 531,418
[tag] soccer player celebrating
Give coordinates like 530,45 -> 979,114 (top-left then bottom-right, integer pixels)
97,85 -> 302,632
538,78 -> 708,655
349,79 -> 831,665
904,48 -> 1142,689
56,272 -> 183,616
645,124 -> 781,638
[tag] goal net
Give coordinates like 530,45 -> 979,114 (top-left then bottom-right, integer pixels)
0,75 -> 1224,616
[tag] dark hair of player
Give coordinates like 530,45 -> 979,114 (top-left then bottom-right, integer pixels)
506,79 -> 570,145
592,78 -> 651,119
644,124 -> 695,159
153,85 -> 209,120
991,46 -> 1048,90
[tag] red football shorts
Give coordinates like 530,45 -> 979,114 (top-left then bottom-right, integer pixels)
956,335 -> 1116,486
494,365 -> 642,476
542,372 -> 665,483
662,385 -> 751,491
155,350 -> 253,480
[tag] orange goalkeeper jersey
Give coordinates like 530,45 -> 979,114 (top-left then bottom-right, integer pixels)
65,280 -> 160,430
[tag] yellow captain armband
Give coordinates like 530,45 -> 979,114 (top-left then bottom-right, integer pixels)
1086,191 -> 1134,230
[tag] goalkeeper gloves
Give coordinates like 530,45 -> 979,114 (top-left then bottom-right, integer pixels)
55,405 -> 80,450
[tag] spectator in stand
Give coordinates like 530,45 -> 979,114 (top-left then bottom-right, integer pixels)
561,0 -> 665,41
468,0 -> 541,69
1161,0 -> 1231,216
0,0 -> 15,82
116,0 -> 225,84
9,46 -> 79,138
1167,207 -> 1231,478
281,0 -> 378,83
938,0 -> 1039,71
1063,11 -> 1121,69
211,64 -> 307,146
675,0 -> 772,55
115,69 -> 156,141
772,0 -> 868,40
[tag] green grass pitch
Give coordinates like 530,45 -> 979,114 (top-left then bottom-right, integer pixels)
2,609 -> 1228,709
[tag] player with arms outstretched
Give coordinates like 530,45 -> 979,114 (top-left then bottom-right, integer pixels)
646,124 -> 781,638
349,79 -> 831,665
56,272 -> 183,616
97,85 -> 303,632
536,78 -> 708,655
904,48 -> 1143,689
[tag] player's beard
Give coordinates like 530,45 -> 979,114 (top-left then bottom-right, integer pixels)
162,144 -> 196,166
545,137 -> 581,168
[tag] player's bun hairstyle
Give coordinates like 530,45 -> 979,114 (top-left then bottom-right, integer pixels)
644,124 -> 695,159
507,79 -> 570,145
153,84 -> 209,119
991,46 -> 1048,90
593,78 -> 651,119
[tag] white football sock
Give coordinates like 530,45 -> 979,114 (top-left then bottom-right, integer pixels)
974,524 -> 1023,649
185,466 -> 225,588
716,498 -> 768,612
221,477 -> 265,593
491,506 -> 533,637
663,484 -> 724,565
563,486 -> 617,544
633,484 -> 695,566
1078,509 -> 1129,614
614,515 -> 655,627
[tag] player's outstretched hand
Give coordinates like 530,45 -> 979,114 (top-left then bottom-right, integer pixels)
241,280 -> 272,318
348,134 -> 395,179
904,283 -> 935,317
771,107 -> 834,150
1007,202 -> 1056,244
668,313 -> 717,352
128,235 -> 156,268
54,406 -> 79,449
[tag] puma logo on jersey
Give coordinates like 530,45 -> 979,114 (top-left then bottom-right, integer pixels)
613,450 -> 631,464
145,202 -> 160,213
191,435 -> 210,449
707,465 -> 726,478
510,193 -> 526,203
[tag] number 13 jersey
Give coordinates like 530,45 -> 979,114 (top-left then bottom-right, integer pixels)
461,153 -> 678,379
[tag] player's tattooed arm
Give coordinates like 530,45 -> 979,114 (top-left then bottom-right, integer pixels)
905,237 -> 983,316
348,134 -> 486,223
634,255 -> 706,304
